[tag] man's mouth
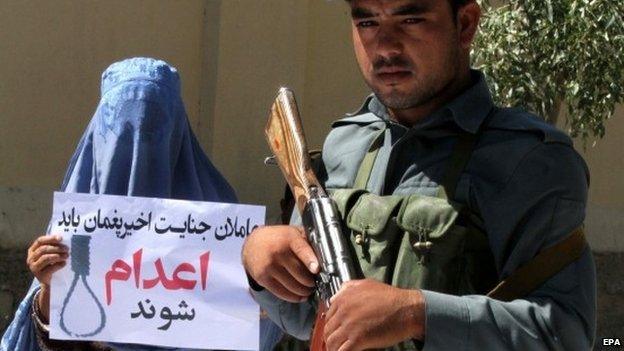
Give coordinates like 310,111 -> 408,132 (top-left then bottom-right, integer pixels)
375,69 -> 412,84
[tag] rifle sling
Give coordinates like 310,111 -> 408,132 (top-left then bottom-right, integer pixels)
487,227 -> 587,302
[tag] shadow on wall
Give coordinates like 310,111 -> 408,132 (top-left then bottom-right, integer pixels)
0,248 -> 32,331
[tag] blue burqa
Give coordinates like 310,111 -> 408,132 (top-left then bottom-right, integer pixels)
1,58 -> 282,351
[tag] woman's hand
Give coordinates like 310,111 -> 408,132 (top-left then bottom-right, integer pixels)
27,235 -> 68,322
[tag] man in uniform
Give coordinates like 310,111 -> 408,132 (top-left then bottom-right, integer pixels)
242,0 -> 596,350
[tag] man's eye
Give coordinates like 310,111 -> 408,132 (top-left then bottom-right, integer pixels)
356,20 -> 378,28
403,17 -> 424,24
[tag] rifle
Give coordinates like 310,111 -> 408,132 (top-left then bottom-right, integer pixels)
265,88 -> 359,351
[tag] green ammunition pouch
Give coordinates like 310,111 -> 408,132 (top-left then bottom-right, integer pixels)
332,189 -> 497,296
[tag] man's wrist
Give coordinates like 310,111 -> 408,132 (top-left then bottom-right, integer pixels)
405,289 -> 426,341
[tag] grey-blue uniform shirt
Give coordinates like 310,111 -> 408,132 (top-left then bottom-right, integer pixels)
252,71 -> 596,350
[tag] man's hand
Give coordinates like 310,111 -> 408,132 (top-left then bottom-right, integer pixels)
242,225 -> 320,303
324,279 -> 425,351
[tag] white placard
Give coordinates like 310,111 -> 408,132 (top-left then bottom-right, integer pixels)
48,192 -> 263,350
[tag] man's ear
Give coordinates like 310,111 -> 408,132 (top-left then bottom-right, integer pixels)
457,1 -> 481,49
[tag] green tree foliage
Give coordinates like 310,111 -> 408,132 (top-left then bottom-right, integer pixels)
473,0 -> 624,142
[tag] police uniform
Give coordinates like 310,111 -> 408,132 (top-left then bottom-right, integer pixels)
252,71 -> 596,350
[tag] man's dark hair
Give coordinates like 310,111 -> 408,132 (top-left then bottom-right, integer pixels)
344,0 -> 471,18
450,0 -> 471,17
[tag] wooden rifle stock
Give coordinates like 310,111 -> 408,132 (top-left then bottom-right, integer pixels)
264,88 -> 328,351
265,88 -> 326,211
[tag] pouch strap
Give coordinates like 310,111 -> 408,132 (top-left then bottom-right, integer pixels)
437,108 -> 498,200
486,227 -> 587,302
353,129 -> 386,190
436,133 -> 478,200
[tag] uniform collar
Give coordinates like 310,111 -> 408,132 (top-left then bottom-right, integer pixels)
366,70 -> 494,134
446,70 -> 494,134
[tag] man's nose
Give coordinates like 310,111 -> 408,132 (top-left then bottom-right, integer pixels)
376,25 -> 403,58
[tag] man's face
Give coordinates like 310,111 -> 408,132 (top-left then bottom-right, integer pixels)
349,0 -> 464,110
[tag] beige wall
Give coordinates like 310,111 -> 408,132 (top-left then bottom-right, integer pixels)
207,0 -> 309,224
0,0 -> 208,188
0,0 -> 211,246
207,0 -> 368,224
578,106 -> 624,251
0,0 -> 622,253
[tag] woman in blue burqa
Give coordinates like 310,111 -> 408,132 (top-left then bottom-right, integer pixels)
1,57 -> 283,351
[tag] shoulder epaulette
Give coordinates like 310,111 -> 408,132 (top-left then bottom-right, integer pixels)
487,108 -> 573,145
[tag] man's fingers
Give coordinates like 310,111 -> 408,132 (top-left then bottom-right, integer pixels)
325,323 -> 349,351
327,325 -> 361,351
324,306 -> 343,340
273,267 -> 314,298
289,236 -> 319,274
265,277 -> 309,303
283,255 -> 316,288
324,308 -> 344,347
329,279 -> 359,305
337,338 -> 356,351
